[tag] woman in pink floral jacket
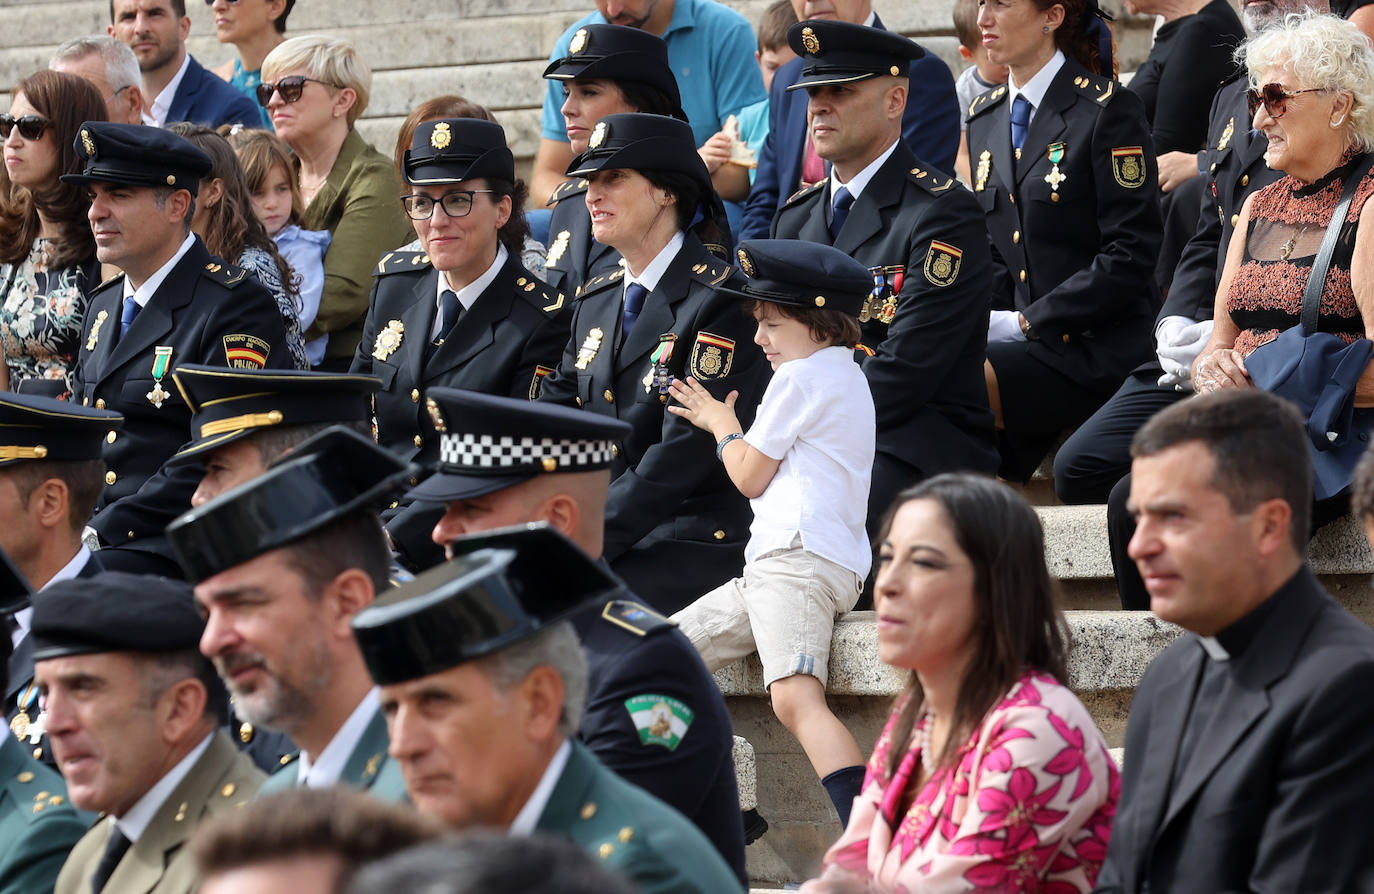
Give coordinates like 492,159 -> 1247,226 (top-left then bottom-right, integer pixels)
803,474 -> 1120,894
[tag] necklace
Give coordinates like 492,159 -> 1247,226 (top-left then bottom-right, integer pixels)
1279,225 -> 1309,261
917,705 -> 938,778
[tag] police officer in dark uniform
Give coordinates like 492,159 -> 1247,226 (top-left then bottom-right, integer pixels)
351,118 -> 571,571
966,0 -> 1163,481
416,387 -> 749,879
771,21 -> 1000,538
537,113 -> 769,613
541,24 -> 695,294
65,122 -> 293,578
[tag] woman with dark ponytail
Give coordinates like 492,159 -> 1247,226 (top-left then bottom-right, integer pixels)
967,0 -> 1162,483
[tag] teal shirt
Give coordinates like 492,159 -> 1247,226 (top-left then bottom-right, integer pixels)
0,735 -> 91,894
259,707 -> 407,802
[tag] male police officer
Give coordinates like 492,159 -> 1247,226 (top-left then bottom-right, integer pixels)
166,429 -> 414,800
415,388 -> 747,877
772,20 -> 998,539
65,122 -> 292,578
352,525 -> 744,894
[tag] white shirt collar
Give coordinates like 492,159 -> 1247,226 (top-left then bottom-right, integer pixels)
509,740 -> 572,836
115,731 -> 214,841
8,547 -> 93,649
297,689 -> 379,789
430,244 -> 509,341
862,10 -> 877,25
831,137 -> 899,203
143,54 -> 192,127
1198,635 -> 1232,662
625,230 -> 685,294
122,232 -> 196,306
1007,49 -> 1066,116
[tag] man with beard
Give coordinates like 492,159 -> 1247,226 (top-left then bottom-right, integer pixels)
107,0 -> 259,128
166,428 -> 415,799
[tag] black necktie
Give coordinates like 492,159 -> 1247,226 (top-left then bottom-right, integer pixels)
622,282 -> 649,339
427,290 -> 461,362
90,826 -> 132,893
1011,95 -> 1032,156
119,296 -> 140,338
830,186 -> 854,240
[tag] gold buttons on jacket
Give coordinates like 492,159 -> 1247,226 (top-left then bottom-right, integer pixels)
1012,230 -> 1021,244
239,722 -> 254,743
410,389 -> 420,403
575,396 -> 583,406
95,399 -> 105,409
603,389 -> 614,403
611,444 -> 620,457
413,435 -> 423,448
1210,162 -> 1218,173
1240,174 -> 1249,186
1230,213 -> 1240,227
1019,269 -> 1027,282
1062,333 -> 1072,344
106,431 -> 117,443
713,530 -> 726,541
105,471 -> 117,486
581,802 -> 597,820
1050,193 -> 1060,203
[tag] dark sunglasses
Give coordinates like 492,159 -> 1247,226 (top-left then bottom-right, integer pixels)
255,76 -> 335,108
401,190 -> 497,221
0,114 -> 51,141
1246,83 -> 1325,120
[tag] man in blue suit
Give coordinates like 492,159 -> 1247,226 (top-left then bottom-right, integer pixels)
740,0 -> 960,240
108,0 -> 261,129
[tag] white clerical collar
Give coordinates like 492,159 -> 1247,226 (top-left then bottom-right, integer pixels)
1007,49 -> 1066,115
624,230 -> 685,295
9,547 -> 93,648
122,232 -> 196,307
430,244 -> 508,341
509,740 -> 572,836
831,137 -> 898,203
297,688 -> 379,789
1197,635 -> 1231,662
143,54 -> 191,127
115,731 -> 214,842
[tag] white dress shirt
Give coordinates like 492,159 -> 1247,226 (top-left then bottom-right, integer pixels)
508,740 -> 572,836
296,689 -> 380,789
429,244 -> 509,341
142,54 -> 191,128
115,731 -> 214,842
122,233 -> 196,306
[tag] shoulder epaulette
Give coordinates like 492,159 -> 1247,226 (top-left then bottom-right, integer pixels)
573,267 -> 625,299
687,259 -> 730,286
372,250 -> 430,276
968,84 -> 1008,120
600,599 -> 674,637
9,767 -> 70,825
907,164 -> 958,194
780,178 -> 827,211
203,261 -> 250,287
514,273 -> 567,314
1069,71 -> 1116,105
548,177 -> 589,205
92,272 -> 125,293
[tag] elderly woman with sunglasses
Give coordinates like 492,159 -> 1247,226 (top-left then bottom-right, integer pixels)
207,0 -> 295,130
0,70 -> 107,398
259,34 -> 411,370
1193,15 -> 1374,478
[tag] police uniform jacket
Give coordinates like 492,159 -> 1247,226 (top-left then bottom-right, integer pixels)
537,740 -> 744,894
0,735 -> 89,894
74,237 -> 293,555
773,142 -> 999,476
257,706 -> 407,802
351,249 -> 572,464
537,234 -> 769,612
54,732 -> 263,894
967,59 -> 1163,389
574,597 -> 746,883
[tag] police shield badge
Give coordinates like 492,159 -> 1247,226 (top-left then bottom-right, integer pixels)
222,335 -> 269,369
1111,146 -> 1147,189
923,241 -> 962,287
689,332 -> 734,380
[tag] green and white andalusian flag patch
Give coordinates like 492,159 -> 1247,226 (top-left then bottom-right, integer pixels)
624,694 -> 695,751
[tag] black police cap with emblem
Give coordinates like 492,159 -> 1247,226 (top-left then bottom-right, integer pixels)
566,113 -> 719,217
408,387 -> 631,504
167,364 -> 382,463
543,24 -> 686,121
352,522 -> 623,685
404,118 -> 515,186
786,20 -> 925,91
0,391 -> 122,468
166,426 -> 418,582
31,572 -> 203,661
726,239 -> 872,317
61,121 -> 213,195
0,545 -> 33,616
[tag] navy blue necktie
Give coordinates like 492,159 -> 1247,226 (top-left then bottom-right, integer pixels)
119,296 -> 140,338
830,186 -> 854,240
435,290 -> 461,344
1010,95 -> 1032,156
622,282 -> 648,339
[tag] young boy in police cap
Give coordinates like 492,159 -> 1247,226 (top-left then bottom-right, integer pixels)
666,239 -> 874,826
351,524 -> 744,894
63,122 -> 293,579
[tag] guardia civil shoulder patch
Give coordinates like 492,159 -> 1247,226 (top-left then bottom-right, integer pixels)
223,334 -> 270,369
1111,146 -> 1147,189
924,241 -> 962,287
689,332 -> 734,380
624,694 -> 694,750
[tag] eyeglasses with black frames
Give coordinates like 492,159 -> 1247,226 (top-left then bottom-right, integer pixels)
401,190 -> 498,221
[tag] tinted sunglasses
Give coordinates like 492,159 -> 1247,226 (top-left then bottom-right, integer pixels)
1246,83 -> 1325,120
0,114 -> 51,141
255,76 -> 335,108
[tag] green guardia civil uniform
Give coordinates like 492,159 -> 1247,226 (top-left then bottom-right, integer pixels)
258,709 -> 407,801
0,735 -> 91,894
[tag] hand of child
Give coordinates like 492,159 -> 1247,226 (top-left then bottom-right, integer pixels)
666,376 -> 740,435
697,132 -> 732,174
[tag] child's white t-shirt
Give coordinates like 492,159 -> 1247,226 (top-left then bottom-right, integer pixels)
743,345 -> 875,577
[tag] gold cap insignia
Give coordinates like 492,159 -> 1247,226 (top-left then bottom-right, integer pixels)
814,296 -> 826,307
80,129 -> 94,157
166,175 -> 176,186
431,122 -> 452,150
426,397 -> 447,432
890,65 -> 900,76
588,121 -> 608,150
542,457 -> 558,472
736,248 -> 755,277
801,26 -> 820,54
570,28 -> 589,54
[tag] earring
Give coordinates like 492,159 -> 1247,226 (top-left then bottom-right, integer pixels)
1043,24 -> 1050,32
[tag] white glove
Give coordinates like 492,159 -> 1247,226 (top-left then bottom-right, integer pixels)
1155,316 -> 1213,390
988,309 -> 1027,344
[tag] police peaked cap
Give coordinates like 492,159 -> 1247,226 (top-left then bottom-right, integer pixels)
566,113 -> 719,218
725,239 -> 872,317
61,121 -> 212,195
0,391 -> 122,467
404,118 -> 515,186
787,20 -> 925,90
543,24 -> 685,121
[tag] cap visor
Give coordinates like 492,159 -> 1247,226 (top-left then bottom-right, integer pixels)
407,469 -> 539,504
786,71 -> 881,91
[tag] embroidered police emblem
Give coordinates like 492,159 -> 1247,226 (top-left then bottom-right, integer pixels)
529,365 -> 555,400
575,327 -> 604,370
430,122 -> 452,150
924,241 -> 962,288
974,150 -> 991,192
589,121 -> 608,150
1217,117 -> 1234,151
570,28 -> 589,54
624,695 -> 695,751
80,129 -> 95,158
547,230 -> 570,268
801,26 -> 820,54
222,335 -> 269,369
689,332 -> 734,380
1111,146 -> 1147,189
85,310 -> 108,351
373,320 -> 404,361
736,247 -> 755,277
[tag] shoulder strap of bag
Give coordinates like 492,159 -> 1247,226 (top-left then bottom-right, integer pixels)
1303,152 -> 1374,332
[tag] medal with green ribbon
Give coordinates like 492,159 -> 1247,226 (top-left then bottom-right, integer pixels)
645,334 -> 677,396
147,345 -> 173,408
1044,142 -> 1067,194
